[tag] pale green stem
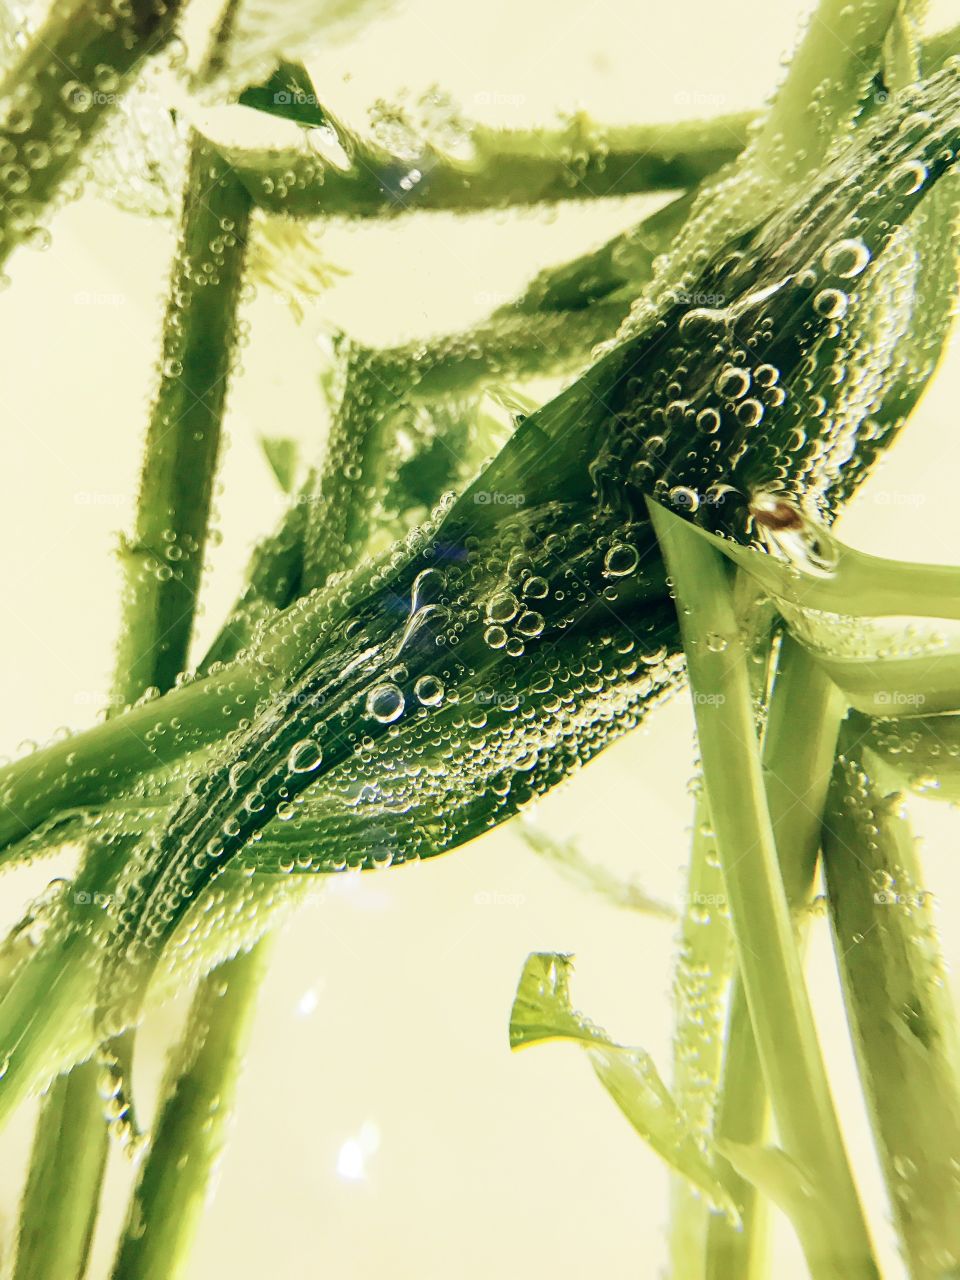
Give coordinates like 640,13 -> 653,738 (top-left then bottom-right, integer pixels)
12,1060 -> 109,1280
649,500 -> 877,1280
706,636 -> 845,1279
228,113 -> 752,219
110,942 -> 272,1280
0,0 -> 181,268
113,133 -> 252,703
13,121 -> 254,1280
754,0 -> 903,178
668,786 -> 733,1280
822,732 -> 960,1279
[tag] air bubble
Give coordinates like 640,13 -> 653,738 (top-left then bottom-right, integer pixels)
604,543 -> 640,577
414,675 -> 445,706
288,740 -> 323,773
365,683 -> 405,723
823,238 -> 870,279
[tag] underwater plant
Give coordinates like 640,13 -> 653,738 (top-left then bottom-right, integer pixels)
2,0 -> 960,1276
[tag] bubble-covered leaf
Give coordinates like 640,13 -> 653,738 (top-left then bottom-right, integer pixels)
510,953 -> 737,1221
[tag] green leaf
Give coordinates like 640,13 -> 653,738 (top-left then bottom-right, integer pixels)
715,1141 -> 817,1226
206,0 -> 396,95
259,436 -> 299,494
238,61 -> 326,128
509,953 -> 738,1221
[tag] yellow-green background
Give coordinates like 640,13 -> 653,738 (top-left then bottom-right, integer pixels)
1,0 -> 959,1274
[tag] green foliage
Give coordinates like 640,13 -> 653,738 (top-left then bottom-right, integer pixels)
2,1 -> 960,1277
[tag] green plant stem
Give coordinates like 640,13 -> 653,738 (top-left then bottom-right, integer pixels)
110,941 -> 271,1280
668,786 -> 733,1280
754,0 -> 902,177
822,732 -> 960,1280
649,500 -> 877,1280
849,709 -> 960,802
227,112 -> 752,219
705,636 -> 845,1279
113,133 -> 252,703
0,0 -> 181,268
12,1059 -> 108,1280
0,656 -> 270,854
13,125 -> 254,1280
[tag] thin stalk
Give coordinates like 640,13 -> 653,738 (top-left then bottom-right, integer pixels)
706,637 -> 846,1279
0,655 -> 269,853
0,0 -> 181,268
822,732 -> 960,1279
12,1060 -> 109,1280
224,19 -> 960,224
754,0 -> 903,177
110,941 -> 272,1280
13,125 -> 253,1280
228,112 -> 752,219
849,710 -> 960,803
113,133 -> 252,703
649,500 -> 877,1280
668,786 -> 733,1280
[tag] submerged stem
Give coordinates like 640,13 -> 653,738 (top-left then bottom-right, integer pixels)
111,941 -> 271,1280
668,787 -> 733,1280
822,731 -> 960,1279
13,126 -> 254,1280
649,500 -> 876,1280
12,1059 -> 109,1280
706,637 -> 845,1279
228,112 -> 751,220
113,134 -> 252,703
0,0 -> 180,268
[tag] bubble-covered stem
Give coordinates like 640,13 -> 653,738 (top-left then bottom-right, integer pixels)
0,0 -> 181,268
822,730 -> 960,1280
668,787 -> 734,1280
649,499 -> 877,1280
705,637 -> 846,1279
11,1058 -> 109,1280
0,656 -> 271,855
109,940 -> 271,1280
11,118 -> 256,1277
113,133 -> 252,704
848,709 -> 960,802
753,0 -> 902,178
227,111 -> 751,219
